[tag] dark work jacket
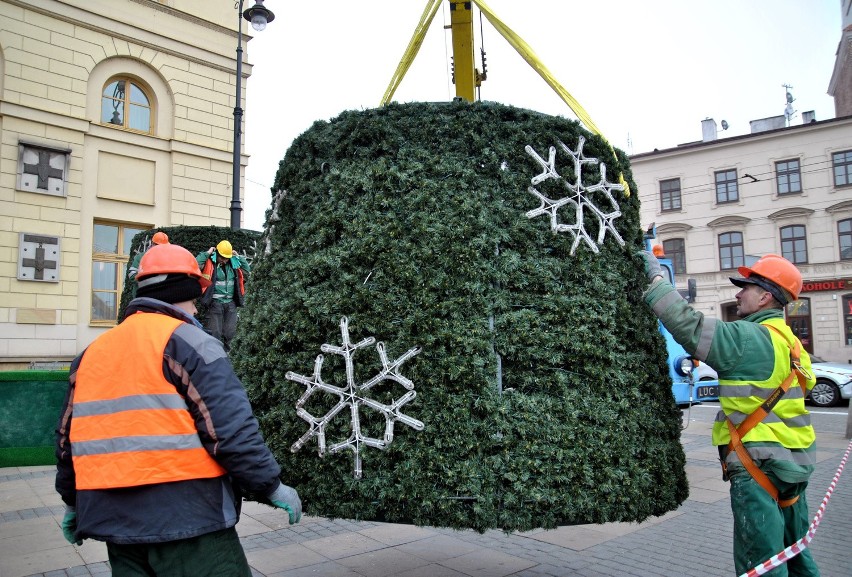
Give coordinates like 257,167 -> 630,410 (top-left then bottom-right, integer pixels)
55,298 -> 281,544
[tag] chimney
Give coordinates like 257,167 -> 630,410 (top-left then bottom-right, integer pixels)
802,110 -> 816,124
701,118 -> 717,142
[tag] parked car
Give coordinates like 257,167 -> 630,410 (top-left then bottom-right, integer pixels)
807,356 -> 852,408
691,356 -> 852,408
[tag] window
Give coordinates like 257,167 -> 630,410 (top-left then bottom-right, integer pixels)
780,225 -> 808,264
659,178 -> 681,212
101,77 -> 152,133
715,169 -> 739,203
718,232 -> 744,270
840,218 -> 852,260
833,150 -> 852,187
844,295 -> 852,346
662,238 -> 686,274
91,221 -> 147,324
775,159 -> 801,195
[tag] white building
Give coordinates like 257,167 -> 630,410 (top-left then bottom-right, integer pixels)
0,0 -> 260,368
632,113 -> 852,362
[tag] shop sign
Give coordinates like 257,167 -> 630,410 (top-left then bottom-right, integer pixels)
800,279 -> 851,292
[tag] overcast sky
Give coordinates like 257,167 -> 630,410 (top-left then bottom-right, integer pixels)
240,1 -> 842,231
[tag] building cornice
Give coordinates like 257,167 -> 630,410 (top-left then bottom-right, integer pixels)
657,222 -> 693,234
825,199 -> 852,213
7,0 -> 246,75
629,115 -> 852,161
707,216 -> 751,228
767,207 -> 815,221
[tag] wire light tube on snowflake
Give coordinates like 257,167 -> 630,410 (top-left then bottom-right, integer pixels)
286,316 -> 423,479
525,135 -> 625,255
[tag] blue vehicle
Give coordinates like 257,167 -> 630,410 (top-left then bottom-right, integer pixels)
644,230 -> 719,406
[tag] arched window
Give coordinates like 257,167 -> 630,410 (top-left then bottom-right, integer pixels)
101,77 -> 152,133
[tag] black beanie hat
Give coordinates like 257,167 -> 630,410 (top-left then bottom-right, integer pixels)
136,273 -> 202,304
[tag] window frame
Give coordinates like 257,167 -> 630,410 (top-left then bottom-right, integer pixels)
833,150 -> 852,188
718,231 -> 744,270
839,218 -> 852,261
662,238 -> 686,275
715,169 -> 739,204
775,158 -> 802,195
780,224 -> 808,264
91,221 -> 150,326
101,76 -> 154,134
659,178 -> 682,212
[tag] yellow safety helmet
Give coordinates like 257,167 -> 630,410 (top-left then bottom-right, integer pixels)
216,240 -> 233,259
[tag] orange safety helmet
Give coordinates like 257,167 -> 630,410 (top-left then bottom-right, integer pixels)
151,231 -> 169,245
733,254 -> 802,304
138,243 -> 211,288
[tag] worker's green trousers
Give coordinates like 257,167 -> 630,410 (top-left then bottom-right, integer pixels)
729,468 -> 820,577
106,527 -> 252,577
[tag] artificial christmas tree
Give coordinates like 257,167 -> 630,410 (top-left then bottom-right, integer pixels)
232,101 -> 687,532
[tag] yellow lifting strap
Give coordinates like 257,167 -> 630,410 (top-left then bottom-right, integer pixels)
381,0 -> 630,196
380,0 -> 443,107
471,0 -> 629,196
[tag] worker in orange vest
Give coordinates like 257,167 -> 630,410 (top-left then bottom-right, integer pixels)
56,242 -> 299,576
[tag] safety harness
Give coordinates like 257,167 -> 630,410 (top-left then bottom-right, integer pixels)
722,324 -> 810,508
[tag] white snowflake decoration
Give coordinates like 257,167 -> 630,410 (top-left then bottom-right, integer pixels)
525,136 -> 625,255
286,316 -> 423,478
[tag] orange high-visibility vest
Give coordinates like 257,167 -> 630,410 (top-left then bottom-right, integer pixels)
71,313 -> 226,490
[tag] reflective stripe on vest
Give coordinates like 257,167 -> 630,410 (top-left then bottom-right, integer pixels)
71,312 -> 226,490
710,318 -> 816,449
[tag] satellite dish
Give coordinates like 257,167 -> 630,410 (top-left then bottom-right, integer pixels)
786,92 -> 794,104
785,103 -> 795,116
720,120 -> 729,130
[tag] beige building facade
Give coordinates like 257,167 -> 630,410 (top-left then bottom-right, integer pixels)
632,114 -> 852,363
0,0 -> 256,367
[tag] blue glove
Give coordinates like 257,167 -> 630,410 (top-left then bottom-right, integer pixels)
61,506 -> 83,545
268,483 -> 302,524
639,250 -> 663,283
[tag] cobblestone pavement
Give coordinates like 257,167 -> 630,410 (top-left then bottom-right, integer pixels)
2,413 -> 850,577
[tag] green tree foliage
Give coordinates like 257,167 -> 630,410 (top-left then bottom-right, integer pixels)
232,101 -> 687,532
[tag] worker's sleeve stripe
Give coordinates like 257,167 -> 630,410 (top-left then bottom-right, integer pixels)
651,290 -> 683,317
695,317 -> 717,359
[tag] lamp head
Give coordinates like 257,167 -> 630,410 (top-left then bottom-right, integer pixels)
243,0 -> 275,31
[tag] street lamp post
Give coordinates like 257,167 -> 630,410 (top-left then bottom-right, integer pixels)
231,0 -> 275,230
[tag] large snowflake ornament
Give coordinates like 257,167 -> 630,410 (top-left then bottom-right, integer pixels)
286,316 -> 423,478
525,136 -> 625,255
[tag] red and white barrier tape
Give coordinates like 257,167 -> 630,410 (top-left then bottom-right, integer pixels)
738,437 -> 852,577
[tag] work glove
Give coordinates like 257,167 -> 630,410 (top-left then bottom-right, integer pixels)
268,483 -> 302,524
639,250 -> 663,283
61,506 -> 83,545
